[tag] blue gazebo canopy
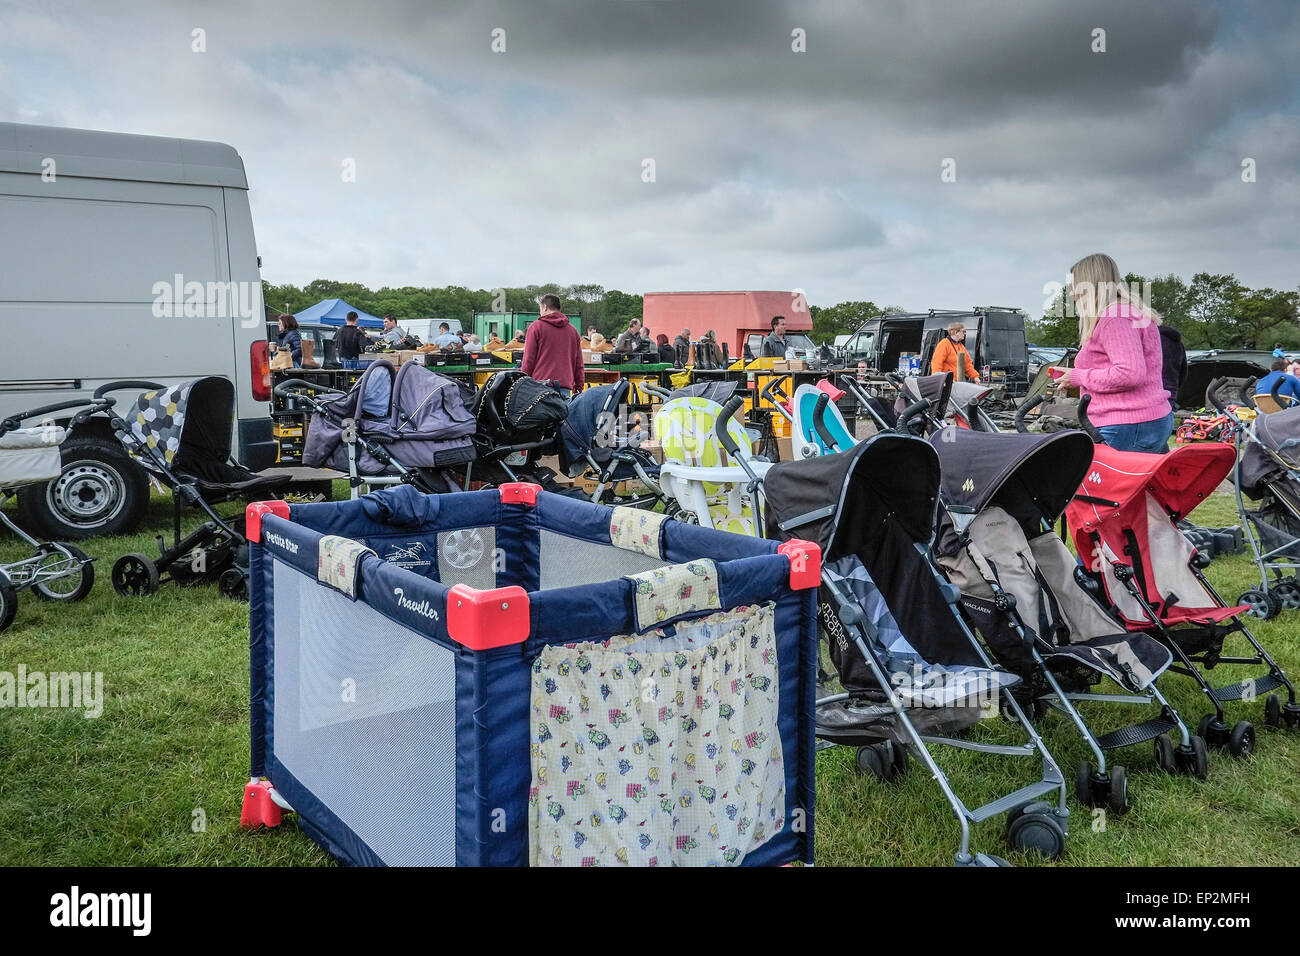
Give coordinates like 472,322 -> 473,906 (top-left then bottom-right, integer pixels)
295,298 -> 384,329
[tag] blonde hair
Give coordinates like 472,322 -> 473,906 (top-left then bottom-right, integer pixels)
1069,253 -> 1161,346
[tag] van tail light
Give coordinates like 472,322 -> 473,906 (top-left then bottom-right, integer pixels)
251,341 -> 271,401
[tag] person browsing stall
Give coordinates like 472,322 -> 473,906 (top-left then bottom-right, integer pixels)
378,314 -> 407,345
276,313 -> 303,368
761,315 -> 788,358
522,294 -> 584,399
433,322 -> 460,348
931,322 -> 980,381
334,310 -> 369,370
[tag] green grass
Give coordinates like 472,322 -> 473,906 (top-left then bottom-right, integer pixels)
0,490 -> 1297,866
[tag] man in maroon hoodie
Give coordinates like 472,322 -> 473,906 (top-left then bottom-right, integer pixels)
522,294 -> 584,398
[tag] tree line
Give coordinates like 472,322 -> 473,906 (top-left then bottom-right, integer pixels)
265,272 -> 1298,351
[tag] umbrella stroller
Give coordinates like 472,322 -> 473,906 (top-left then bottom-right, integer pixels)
296,360 -> 476,497
930,427 -> 1203,807
725,397 -> 1071,864
1064,422 -> 1299,748
460,370 -> 569,489
1208,378 -> 1300,617
555,378 -> 665,508
103,378 -> 291,600
0,399 -> 98,630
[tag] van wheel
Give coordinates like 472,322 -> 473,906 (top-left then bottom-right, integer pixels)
17,433 -> 149,539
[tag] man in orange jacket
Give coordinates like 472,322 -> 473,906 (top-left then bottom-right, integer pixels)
931,321 -> 980,381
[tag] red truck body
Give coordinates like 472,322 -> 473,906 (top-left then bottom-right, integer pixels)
642,291 -> 813,360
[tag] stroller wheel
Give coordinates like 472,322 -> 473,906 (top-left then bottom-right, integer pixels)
1176,736 -> 1210,779
31,543 -> 94,602
1273,579 -> 1300,611
111,553 -> 159,597
1264,694 -> 1281,728
1108,766 -> 1130,816
1237,588 -> 1281,620
882,740 -> 909,780
0,574 -> 17,633
1075,761 -> 1095,805
1006,803 -> 1066,861
1228,721 -> 1255,759
1197,713 -> 1229,748
853,744 -> 888,781
1153,733 -> 1177,774
218,568 -> 249,602
1284,703 -> 1300,729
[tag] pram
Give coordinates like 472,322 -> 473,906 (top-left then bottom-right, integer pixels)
1208,378 -> 1300,617
101,379 -> 291,600
0,400 -> 97,630
460,370 -> 569,489
723,395 -> 1072,864
930,427 -> 1203,806
293,360 -> 476,497
555,378 -> 664,508
1064,397 -> 1299,747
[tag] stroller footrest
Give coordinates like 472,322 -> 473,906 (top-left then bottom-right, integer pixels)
969,780 -> 1061,824
1095,716 -> 1178,751
1212,675 -> 1284,702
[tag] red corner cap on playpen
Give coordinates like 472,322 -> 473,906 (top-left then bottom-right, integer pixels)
246,500 -> 291,542
778,540 -> 821,590
815,378 -> 846,402
499,483 -> 541,506
240,780 -> 282,829
446,584 -> 530,650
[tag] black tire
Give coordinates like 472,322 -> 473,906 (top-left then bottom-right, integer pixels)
1273,579 -> 1300,611
218,568 -> 249,602
1228,721 -> 1256,759
853,745 -> 887,780
112,553 -> 159,597
1108,766 -> 1130,816
1076,761 -> 1095,805
1180,735 -> 1209,779
1007,807 -> 1066,861
1153,733 -> 1177,774
0,574 -> 17,633
1197,713 -> 1215,744
887,740 -> 910,779
1265,694 -> 1281,728
31,543 -> 94,602
17,432 -> 149,539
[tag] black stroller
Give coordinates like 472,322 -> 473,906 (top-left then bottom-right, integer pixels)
719,395 -> 1072,865
0,399 -> 98,630
102,379 -> 291,600
460,370 -> 569,489
295,359 -> 476,497
929,427 -> 1204,810
555,378 -> 665,508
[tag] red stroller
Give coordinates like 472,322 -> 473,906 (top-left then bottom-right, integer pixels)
1065,437 -> 1299,758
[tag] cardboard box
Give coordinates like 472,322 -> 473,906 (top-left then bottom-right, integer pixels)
776,436 -> 794,462
773,359 -> 806,372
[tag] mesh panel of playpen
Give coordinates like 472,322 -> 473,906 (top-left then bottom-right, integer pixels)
538,528 -> 669,589
436,527 -> 497,589
272,561 -> 457,865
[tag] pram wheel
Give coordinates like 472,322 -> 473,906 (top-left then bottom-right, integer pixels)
1237,588 -> 1281,620
853,741 -> 908,781
218,568 -> 249,602
1175,736 -> 1209,779
111,553 -> 159,597
31,543 -> 94,602
1273,579 -> 1300,611
1265,694 -> 1281,728
0,575 -> 16,633
1197,713 -> 1229,748
1076,761 -> 1130,815
1153,733 -> 1177,774
1108,766 -> 1129,815
1228,721 -> 1255,758
1283,702 -> 1300,730
1005,802 -> 1066,861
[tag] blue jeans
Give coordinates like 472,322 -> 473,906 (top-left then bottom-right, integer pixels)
340,359 -> 363,370
1098,411 -> 1174,453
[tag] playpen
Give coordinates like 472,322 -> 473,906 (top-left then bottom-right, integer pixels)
242,483 -> 819,866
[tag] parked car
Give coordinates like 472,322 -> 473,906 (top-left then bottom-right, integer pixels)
266,321 -> 342,367
1,121 -> 271,539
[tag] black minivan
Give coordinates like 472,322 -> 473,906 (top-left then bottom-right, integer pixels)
841,307 -> 1030,396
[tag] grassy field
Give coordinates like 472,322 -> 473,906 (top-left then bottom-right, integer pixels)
1,489 -> 1297,866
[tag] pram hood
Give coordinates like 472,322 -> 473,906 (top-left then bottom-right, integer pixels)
387,362 -> 476,468
1066,441 -> 1235,540
928,429 -> 1094,537
557,379 -> 628,475
473,370 -> 568,444
901,372 -> 953,414
125,376 -> 235,471
762,433 -> 940,559
301,361 -> 398,474
1255,405 -> 1300,471
669,381 -> 738,404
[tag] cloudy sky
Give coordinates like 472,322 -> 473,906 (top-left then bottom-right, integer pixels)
2,0 -> 1297,314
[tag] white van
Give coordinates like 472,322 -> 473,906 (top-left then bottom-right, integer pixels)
0,122 -> 272,538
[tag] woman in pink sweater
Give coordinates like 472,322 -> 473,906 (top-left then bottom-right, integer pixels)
1052,253 -> 1173,453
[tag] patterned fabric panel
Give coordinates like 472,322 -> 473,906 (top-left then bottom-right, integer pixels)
529,603 -> 785,866
625,559 -> 721,632
317,535 -> 376,599
128,382 -> 192,466
609,506 -> 668,558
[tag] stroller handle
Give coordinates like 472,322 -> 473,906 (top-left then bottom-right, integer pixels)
1273,375 -> 1287,409
759,374 -> 792,423
1206,377 -> 1230,414
1014,394 -> 1046,433
273,378 -> 346,399
1238,377 -> 1258,410
716,395 -> 745,458
1076,394 -> 1105,444
811,392 -> 840,453
93,380 -> 163,399
0,397 -> 108,438
894,398 -> 930,434
640,383 -> 672,401
964,398 -> 986,432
